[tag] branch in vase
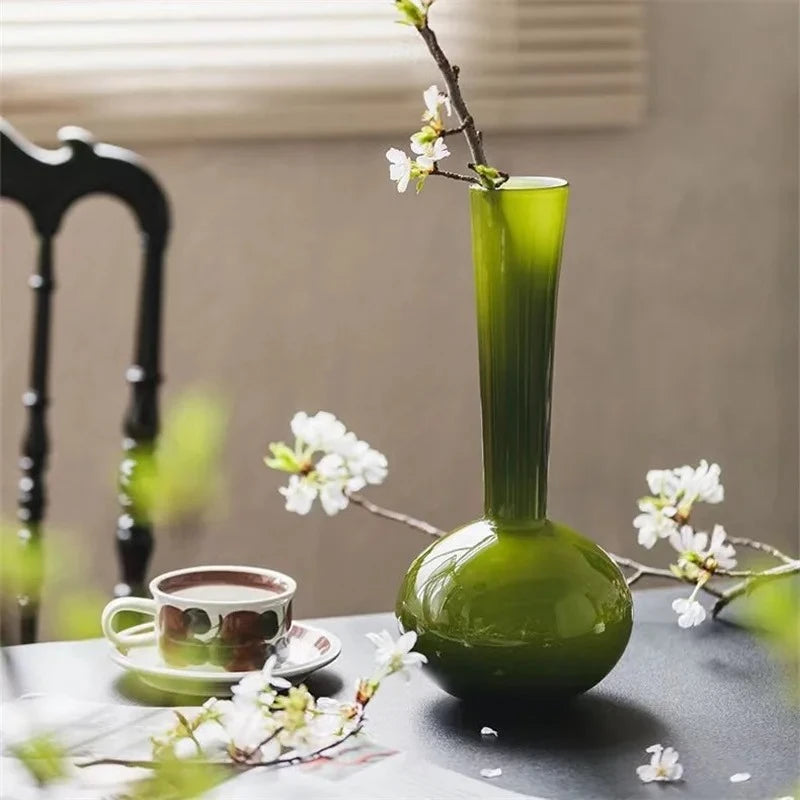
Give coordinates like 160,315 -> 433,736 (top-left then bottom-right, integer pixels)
440,122 -> 467,137
430,166 -> 480,185
414,22 -> 488,168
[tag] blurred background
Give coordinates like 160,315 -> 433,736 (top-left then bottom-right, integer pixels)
1,0 -> 798,637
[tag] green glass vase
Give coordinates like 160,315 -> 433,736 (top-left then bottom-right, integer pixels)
396,177 -> 632,700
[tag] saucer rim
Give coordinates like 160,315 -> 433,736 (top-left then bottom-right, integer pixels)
109,621 -> 341,683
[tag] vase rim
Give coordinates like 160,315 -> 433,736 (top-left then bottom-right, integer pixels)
471,176 -> 568,191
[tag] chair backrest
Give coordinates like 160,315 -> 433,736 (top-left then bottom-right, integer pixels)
0,120 -> 170,643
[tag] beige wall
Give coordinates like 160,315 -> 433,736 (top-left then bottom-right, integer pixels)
2,0 -> 798,635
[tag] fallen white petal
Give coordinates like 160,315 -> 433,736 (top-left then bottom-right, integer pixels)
729,773 -> 751,783
480,768 -> 502,779
481,726 -> 498,737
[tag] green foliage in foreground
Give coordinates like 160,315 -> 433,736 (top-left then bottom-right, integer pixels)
127,391 -> 227,525
123,758 -> 227,800
746,579 -> 800,697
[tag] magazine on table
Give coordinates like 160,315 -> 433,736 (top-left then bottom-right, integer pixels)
0,696 -> 543,800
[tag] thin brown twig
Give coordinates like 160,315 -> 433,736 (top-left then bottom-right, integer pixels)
238,727 -> 284,764
76,724 -> 366,772
414,20 -> 488,168
347,492 -> 443,538
430,167 -> 479,184
277,723 -> 365,767
440,122 -> 467,137
728,536 -> 794,564
712,561 -> 800,617
345,496 -> 798,611
606,554 -> 675,581
711,561 -> 800,579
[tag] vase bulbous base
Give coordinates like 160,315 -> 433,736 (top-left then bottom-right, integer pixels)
396,518 -> 633,700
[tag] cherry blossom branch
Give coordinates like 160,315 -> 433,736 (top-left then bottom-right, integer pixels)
441,122 -> 467,137
727,536 -> 795,564
76,721 -> 366,772
429,165 -> 480,184
712,561 -> 800,617
277,723 -> 365,767
414,25 -> 487,168
347,492 -> 444,538
238,727 -> 284,764
345,495 -> 798,608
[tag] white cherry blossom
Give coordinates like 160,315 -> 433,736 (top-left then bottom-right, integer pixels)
639,461 -> 724,522
414,137 -> 451,170
290,411 -> 346,452
636,744 -> 684,783
279,475 -> 317,515
672,596 -> 707,628
633,500 -> 678,549
706,524 -> 736,569
366,630 -> 428,679
337,437 -> 388,486
232,655 -> 291,709
676,459 -> 724,507
386,148 -> 413,193
669,524 -> 708,557
225,705 -> 281,760
646,468 -> 681,501
270,411 -> 389,516
315,453 -> 348,482
669,523 -> 736,570
422,84 -> 451,121
173,717 -> 230,760
319,480 -> 349,516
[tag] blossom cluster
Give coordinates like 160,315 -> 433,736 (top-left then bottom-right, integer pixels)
266,411 -> 388,516
632,460 -> 737,629
152,629 -> 426,765
633,459 -> 724,549
386,84 -> 452,193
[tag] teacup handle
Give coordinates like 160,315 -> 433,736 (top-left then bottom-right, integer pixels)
101,597 -> 157,648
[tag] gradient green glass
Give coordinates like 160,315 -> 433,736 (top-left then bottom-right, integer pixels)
396,178 -> 632,700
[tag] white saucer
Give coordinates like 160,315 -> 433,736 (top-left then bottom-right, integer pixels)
109,621 -> 341,696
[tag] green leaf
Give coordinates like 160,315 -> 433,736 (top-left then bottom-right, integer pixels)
0,524 -> 45,599
127,391 -> 227,525
52,590 -> 105,639
413,126 -> 439,145
264,442 -> 302,473
746,581 -> 800,671
11,735 -> 69,787
394,0 -> 426,28
126,758 -> 226,800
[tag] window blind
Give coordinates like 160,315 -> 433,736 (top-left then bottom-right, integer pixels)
0,0 -> 647,144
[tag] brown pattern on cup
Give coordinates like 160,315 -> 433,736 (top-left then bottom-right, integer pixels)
157,605 -> 285,671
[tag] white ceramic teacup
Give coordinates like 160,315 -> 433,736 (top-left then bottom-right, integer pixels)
101,565 -> 296,671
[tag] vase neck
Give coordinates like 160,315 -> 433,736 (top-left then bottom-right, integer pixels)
470,181 -> 569,524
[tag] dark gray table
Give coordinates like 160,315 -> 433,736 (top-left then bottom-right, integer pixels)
3,588 -> 798,799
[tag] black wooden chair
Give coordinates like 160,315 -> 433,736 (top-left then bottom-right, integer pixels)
1,120 -> 170,643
